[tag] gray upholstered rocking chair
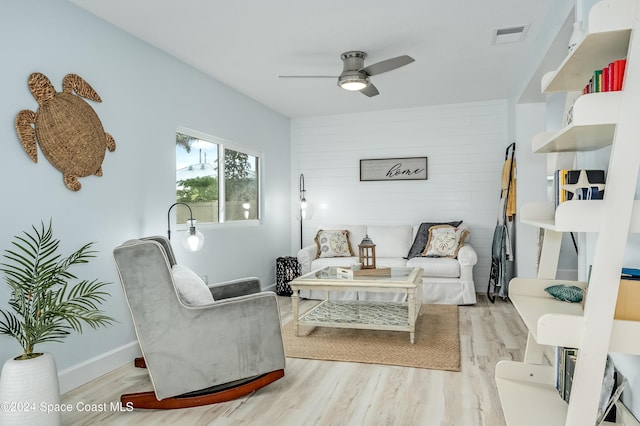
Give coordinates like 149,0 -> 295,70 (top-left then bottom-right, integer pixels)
113,236 -> 285,409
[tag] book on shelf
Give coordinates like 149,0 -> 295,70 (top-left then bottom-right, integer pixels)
563,350 -> 577,402
582,58 -> 627,94
556,346 -> 578,401
621,267 -> 640,280
554,169 -> 606,208
615,59 -> 627,91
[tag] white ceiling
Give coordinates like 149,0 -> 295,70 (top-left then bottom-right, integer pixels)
70,0 -> 576,118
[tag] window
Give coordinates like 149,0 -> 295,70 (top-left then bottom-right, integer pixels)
175,129 -> 260,225
224,148 -> 259,221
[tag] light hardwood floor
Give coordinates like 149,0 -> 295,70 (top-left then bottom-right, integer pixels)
61,295 -> 531,426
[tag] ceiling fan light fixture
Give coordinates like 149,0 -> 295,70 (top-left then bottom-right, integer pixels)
280,50 -> 412,98
338,73 -> 369,91
340,80 -> 368,91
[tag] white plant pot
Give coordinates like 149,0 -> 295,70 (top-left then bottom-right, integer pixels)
0,353 -> 61,426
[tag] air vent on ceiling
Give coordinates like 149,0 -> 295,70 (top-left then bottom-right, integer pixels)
492,25 -> 529,44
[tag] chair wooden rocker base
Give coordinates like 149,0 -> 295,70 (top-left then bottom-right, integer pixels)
121,358 -> 284,409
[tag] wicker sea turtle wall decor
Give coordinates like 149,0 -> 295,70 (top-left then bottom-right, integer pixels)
15,72 -> 116,191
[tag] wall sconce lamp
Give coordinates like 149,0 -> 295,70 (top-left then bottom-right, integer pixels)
167,202 -> 205,252
298,174 -> 314,249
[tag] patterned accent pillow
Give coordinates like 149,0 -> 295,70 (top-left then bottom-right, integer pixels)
406,221 -> 463,259
422,224 -> 469,258
544,284 -> 583,303
315,229 -> 354,258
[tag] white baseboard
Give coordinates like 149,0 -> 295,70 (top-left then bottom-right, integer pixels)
58,341 -> 141,394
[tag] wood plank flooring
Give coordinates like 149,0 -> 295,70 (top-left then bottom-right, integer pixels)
61,295 -> 530,426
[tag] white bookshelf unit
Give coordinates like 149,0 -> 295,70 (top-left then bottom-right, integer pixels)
496,1 -> 640,425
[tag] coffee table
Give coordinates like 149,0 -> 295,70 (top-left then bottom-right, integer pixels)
289,266 -> 423,343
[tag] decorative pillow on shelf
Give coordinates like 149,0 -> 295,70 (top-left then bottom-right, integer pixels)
171,264 -> 215,306
406,221 -> 463,259
544,284 -> 583,303
422,224 -> 469,258
314,229 -> 354,258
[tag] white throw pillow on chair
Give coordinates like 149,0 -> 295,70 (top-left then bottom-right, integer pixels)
171,264 -> 214,306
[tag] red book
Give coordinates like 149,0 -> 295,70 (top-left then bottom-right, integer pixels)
618,59 -> 627,90
602,66 -> 610,91
608,62 -> 615,91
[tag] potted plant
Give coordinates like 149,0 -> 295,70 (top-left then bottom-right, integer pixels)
0,221 -> 114,425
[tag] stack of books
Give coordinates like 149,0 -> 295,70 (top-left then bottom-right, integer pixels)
556,346 -> 578,403
583,58 -> 627,94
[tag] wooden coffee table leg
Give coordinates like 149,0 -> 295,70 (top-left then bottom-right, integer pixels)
291,286 -> 300,336
408,288 -> 416,344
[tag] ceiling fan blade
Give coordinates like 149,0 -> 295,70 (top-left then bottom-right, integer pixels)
361,55 -> 415,76
360,83 -> 379,97
278,75 -> 337,78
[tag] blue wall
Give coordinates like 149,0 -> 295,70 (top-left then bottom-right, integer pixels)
0,0 -> 291,388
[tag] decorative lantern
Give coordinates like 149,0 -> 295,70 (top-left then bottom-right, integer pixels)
358,235 -> 376,269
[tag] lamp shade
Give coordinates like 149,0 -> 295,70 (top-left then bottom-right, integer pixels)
296,199 -> 314,220
183,228 -> 204,252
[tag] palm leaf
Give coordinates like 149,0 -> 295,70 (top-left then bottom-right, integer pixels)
0,220 -> 115,356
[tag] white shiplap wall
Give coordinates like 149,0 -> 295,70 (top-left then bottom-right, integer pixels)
291,100 -> 509,293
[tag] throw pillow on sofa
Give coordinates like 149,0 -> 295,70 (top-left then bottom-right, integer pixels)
423,224 -> 469,257
314,229 -> 354,258
406,221 -> 463,259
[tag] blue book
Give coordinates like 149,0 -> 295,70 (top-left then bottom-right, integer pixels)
621,267 -> 640,279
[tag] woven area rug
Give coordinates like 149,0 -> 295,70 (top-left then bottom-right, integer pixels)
282,304 -> 460,371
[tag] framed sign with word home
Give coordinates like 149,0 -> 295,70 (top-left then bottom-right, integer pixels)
360,157 -> 428,181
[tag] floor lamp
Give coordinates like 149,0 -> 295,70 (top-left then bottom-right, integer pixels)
298,174 -> 313,249
167,202 -> 205,252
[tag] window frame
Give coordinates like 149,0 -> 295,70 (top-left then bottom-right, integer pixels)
176,126 -> 262,229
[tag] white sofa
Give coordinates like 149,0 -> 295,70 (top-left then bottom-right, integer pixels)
296,224 -> 478,305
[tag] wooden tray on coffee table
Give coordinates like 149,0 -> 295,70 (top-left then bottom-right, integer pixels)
336,267 -> 391,278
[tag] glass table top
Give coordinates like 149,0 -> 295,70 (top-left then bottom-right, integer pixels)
296,266 -> 420,283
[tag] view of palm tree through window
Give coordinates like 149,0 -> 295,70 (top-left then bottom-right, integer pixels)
176,131 -> 259,224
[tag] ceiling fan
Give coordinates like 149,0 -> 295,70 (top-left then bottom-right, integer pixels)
279,51 -> 415,97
